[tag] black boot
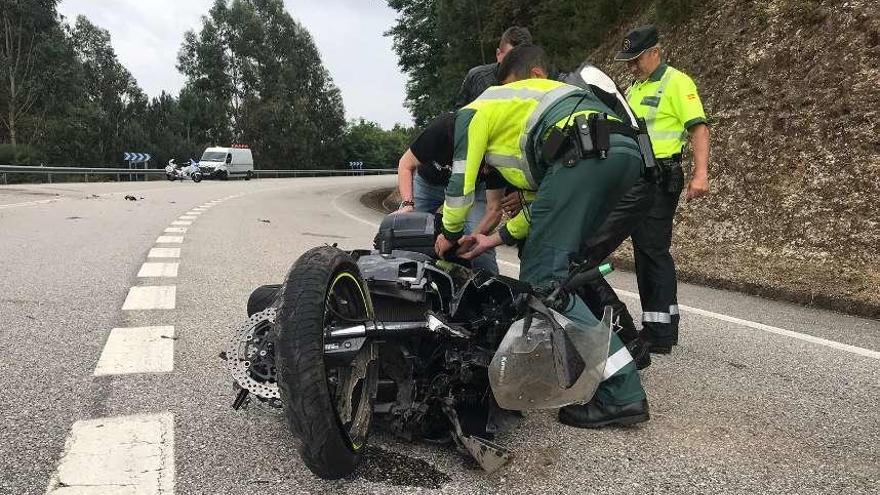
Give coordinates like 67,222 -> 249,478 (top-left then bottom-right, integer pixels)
627,338 -> 652,370
648,340 -> 674,354
558,398 -> 650,429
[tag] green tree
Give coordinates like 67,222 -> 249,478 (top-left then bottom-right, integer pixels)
342,119 -> 415,169
178,0 -> 345,169
385,0 -> 648,125
0,0 -> 68,146
67,15 -> 147,163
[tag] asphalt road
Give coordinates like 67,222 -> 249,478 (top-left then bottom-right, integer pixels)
1,177 -> 877,495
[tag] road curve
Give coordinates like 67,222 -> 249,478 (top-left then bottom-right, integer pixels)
1,177 -> 877,495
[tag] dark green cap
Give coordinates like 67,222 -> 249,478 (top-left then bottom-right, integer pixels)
614,25 -> 659,62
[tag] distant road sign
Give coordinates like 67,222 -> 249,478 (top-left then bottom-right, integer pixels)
123,152 -> 152,163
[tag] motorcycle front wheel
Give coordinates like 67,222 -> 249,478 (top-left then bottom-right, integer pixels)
274,246 -> 377,479
191,172 -> 202,183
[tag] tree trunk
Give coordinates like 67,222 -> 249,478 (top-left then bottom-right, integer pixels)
8,111 -> 16,146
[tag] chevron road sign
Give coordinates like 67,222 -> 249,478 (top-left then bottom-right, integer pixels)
123,152 -> 152,163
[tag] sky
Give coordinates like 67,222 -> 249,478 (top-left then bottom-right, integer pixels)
56,0 -> 412,129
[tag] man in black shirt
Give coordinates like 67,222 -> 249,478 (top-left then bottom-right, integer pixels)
395,112 -> 505,273
454,26 -> 532,108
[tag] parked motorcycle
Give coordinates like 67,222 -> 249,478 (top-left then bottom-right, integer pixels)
226,212 -> 615,479
165,159 -> 202,182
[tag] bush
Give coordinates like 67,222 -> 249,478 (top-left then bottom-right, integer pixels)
0,144 -> 47,165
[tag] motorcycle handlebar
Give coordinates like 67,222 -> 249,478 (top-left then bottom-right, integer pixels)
562,263 -> 614,292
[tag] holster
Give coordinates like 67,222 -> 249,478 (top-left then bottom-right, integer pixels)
657,156 -> 683,193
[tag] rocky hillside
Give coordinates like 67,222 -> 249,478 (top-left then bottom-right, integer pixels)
588,0 -> 880,317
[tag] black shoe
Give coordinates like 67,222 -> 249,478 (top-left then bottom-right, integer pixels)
626,339 -> 652,370
648,341 -> 673,354
558,398 -> 650,429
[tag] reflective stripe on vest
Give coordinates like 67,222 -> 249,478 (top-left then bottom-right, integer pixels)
473,84 -> 581,190
645,69 -> 688,148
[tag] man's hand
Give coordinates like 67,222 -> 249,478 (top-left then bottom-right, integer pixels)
435,233 -> 455,258
457,233 -> 502,260
686,174 -> 709,202
392,204 -> 414,215
456,235 -> 477,254
501,192 -> 522,216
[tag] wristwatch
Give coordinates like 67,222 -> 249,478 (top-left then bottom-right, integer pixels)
399,200 -> 415,209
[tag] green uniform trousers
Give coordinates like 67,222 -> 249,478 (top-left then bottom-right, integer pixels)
519,145 -> 646,406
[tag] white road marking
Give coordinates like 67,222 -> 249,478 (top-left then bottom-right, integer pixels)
46,413 -> 174,495
171,220 -> 192,226
331,196 -> 880,361
624,290 -> 880,360
164,227 -> 187,233
178,215 -> 197,220
156,235 -> 184,244
148,247 -> 180,258
186,211 -> 202,215
500,259 -> 880,360
94,326 -> 175,375
122,286 -> 176,310
331,191 -> 383,228
0,198 -> 61,209
137,262 -> 179,278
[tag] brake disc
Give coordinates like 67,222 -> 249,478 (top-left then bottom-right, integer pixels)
226,307 -> 280,403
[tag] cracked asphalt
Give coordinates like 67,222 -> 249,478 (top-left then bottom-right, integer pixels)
1,176 -> 877,494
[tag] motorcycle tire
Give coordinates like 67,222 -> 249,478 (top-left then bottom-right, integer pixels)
274,246 -> 377,479
166,175 -> 175,181
192,172 -> 203,183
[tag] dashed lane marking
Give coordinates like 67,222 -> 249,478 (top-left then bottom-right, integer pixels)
122,286 -> 176,310
186,211 -> 202,215
148,247 -> 181,258
46,413 -> 175,495
171,220 -> 192,226
178,215 -> 197,221
94,326 -> 175,375
156,235 -> 184,244
164,227 -> 187,233
137,262 -> 179,278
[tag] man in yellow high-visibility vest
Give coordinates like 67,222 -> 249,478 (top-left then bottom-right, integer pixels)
436,45 -> 650,428
615,25 -> 710,354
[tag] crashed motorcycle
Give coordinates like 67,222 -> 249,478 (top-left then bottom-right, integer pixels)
165,159 -> 202,182
225,212 -> 616,479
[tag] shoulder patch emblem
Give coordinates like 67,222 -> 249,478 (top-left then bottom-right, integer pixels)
623,38 -> 632,50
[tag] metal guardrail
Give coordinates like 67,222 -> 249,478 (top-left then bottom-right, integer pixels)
0,165 -> 396,184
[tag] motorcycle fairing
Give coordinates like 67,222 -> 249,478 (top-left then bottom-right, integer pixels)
489,302 -> 612,411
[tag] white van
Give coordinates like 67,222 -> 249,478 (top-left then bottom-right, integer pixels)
198,145 -> 254,180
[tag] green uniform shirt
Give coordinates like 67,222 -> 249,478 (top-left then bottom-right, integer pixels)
626,64 -> 706,159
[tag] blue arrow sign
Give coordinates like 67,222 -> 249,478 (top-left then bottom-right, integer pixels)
123,152 -> 152,163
